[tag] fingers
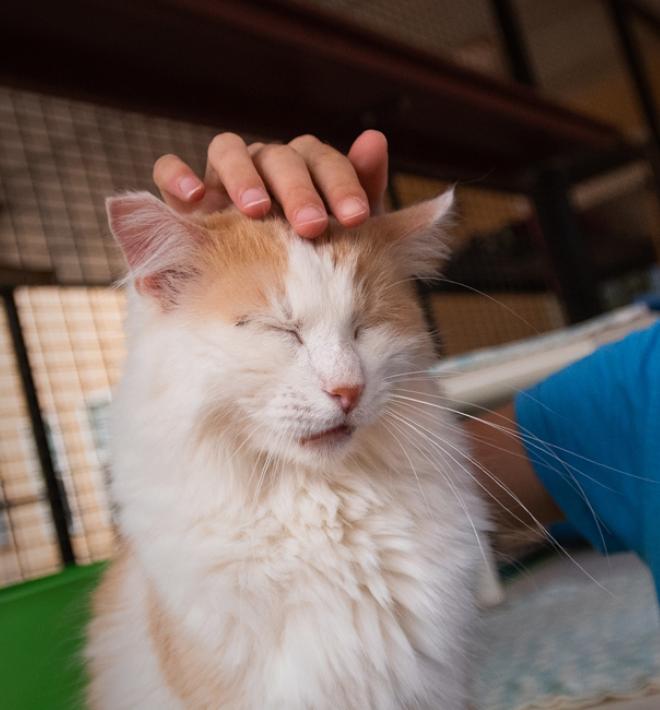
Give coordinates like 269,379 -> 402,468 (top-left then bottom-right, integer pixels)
252,144 -> 329,238
206,133 -> 271,218
153,131 -> 389,240
347,130 -> 388,214
289,135 -> 369,228
153,154 -> 205,211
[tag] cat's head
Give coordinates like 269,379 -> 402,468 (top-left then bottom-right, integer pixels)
107,190 -> 454,467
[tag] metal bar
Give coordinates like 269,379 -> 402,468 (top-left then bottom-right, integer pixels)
625,0 -> 660,40
531,169 -> 603,323
1,287 -> 76,567
607,0 -> 660,148
0,494 -> 46,511
490,0 -> 536,86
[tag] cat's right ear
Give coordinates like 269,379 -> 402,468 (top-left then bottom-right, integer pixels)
106,191 -> 204,307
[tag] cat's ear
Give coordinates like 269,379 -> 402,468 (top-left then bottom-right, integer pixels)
106,191 -> 204,307
379,188 -> 455,277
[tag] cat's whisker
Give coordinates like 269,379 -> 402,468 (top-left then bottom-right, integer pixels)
383,407 -> 577,587
382,274 -> 543,342
252,431 -> 282,504
385,405 -> 614,596
386,409 -> 613,595
385,369 -> 442,381
380,418 -> 432,517
386,406 -> 540,535
393,385 -> 652,482
413,406 -> 597,507
245,429 -> 280,504
428,276 -> 542,336
390,391 -> 597,500
392,394 -> 612,550
228,421 -> 267,465
383,412 -> 487,566
390,392 -> 611,557
391,392 -> 611,505
395,396 -> 614,562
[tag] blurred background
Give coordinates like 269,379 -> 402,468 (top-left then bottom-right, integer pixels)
1,1 -> 659,708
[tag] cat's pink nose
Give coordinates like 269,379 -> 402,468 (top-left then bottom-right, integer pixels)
326,384 -> 363,414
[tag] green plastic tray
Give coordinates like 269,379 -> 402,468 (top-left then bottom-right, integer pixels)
0,563 -> 106,710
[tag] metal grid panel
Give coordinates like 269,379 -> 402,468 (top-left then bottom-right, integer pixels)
430,293 -> 564,354
15,287 -> 126,566
0,284 -> 127,585
516,0 -> 647,137
394,173 -> 564,354
0,306 -> 60,585
0,86 -> 238,585
0,86 -> 219,285
301,0 -> 508,78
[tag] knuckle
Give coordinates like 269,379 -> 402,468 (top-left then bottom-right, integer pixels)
258,143 -> 296,163
209,131 -> 244,157
290,133 -> 320,150
307,144 -> 343,170
286,185 -> 321,209
152,153 -> 176,179
330,181 -> 366,201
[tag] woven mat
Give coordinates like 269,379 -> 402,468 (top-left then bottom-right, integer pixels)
473,557 -> 660,710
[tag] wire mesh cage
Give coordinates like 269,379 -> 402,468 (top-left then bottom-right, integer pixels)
0,87 -> 223,584
1,0 -> 660,589
0,87 -> 220,285
0,306 -> 59,584
517,0 -> 649,136
302,0 -> 509,79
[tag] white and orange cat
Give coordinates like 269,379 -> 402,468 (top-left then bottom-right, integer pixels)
86,190 -> 490,709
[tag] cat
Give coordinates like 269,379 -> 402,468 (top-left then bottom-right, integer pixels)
86,189 -> 490,710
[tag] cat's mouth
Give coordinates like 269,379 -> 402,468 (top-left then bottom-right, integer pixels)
299,424 -> 354,447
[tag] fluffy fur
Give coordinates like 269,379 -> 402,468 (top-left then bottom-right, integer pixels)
86,191 -> 489,709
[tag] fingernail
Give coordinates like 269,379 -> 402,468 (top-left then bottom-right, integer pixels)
177,175 -> 204,200
295,205 -> 327,226
337,197 -> 368,221
240,187 -> 270,209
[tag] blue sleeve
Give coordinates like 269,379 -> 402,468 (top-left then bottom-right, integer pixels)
514,323 -> 660,597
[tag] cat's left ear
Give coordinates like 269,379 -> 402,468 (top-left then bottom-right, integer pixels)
378,188 -> 455,277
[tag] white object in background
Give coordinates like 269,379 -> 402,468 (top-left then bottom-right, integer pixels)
440,340 -> 593,410
432,304 -> 657,411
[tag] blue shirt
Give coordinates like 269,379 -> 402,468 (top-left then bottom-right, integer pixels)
515,322 -> 660,598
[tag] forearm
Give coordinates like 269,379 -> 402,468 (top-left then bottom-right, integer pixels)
465,401 -> 562,532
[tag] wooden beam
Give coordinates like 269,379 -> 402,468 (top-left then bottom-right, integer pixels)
1,0 -> 624,183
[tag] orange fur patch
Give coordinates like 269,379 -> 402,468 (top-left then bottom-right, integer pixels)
183,211 -> 288,324
179,211 -> 433,360
86,548 -> 130,709
321,221 -> 432,343
109,190 -> 447,344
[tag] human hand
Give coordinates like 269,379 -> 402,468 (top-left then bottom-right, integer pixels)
152,130 -> 388,238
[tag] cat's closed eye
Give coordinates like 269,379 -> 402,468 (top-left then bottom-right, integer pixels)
234,317 -> 302,344
272,325 -> 303,345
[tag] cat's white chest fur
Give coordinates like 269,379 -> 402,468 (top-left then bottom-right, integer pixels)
92,441 -> 484,710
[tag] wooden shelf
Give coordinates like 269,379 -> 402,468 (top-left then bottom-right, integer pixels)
2,0 -> 627,187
